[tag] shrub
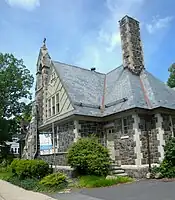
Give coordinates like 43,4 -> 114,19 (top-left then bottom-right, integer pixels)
0,168 -> 13,181
77,175 -> 133,188
39,172 -> 67,189
152,138 -> 175,178
8,176 -> 40,191
67,137 -> 110,176
10,159 -> 50,179
10,159 -> 19,175
164,138 -> 175,166
0,157 -> 13,168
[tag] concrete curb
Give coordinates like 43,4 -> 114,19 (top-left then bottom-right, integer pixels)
0,180 -> 57,200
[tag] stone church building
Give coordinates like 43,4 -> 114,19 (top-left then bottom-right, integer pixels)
23,15 -> 175,176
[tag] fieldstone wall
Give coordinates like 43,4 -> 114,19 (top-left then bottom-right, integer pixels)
56,121 -> 75,152
39,120 -> 105,166
55,167 -> 75,178
139,115 -> 160,164
36,89 -> 44,126
125,167 -> 149,179
39,153 -> 68,166
162,114 -> 173,142
39,121 -> 74,166
79,120 -> 105,145
114,116 -> 136,165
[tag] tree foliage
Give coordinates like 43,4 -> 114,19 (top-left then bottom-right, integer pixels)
0,53 -> 34,144
152,138 -> 175,178
167,63 -> 175,88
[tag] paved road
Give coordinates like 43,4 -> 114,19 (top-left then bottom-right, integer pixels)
1,179 -> 175,200
51,180 -> 175,200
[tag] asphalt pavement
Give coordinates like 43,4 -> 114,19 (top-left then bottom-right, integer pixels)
51,180 -> 175,200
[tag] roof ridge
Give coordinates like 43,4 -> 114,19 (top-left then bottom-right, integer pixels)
106,65 -> 123,75
53,60 -> 105,75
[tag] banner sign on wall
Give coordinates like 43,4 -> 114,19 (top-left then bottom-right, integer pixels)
39,133 -> 53,155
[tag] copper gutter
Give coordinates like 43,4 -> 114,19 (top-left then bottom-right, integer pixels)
101,75 -> 107,112
139,77 -> 152,109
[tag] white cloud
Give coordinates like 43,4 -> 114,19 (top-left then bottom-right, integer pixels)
146,15 -> 173,34
76,0 -> 145,72
99,0 -> 144,51
5,0 -> 40,11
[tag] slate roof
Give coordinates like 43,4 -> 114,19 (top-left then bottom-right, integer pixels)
53,61 -> 175,117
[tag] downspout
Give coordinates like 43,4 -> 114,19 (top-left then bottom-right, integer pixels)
34,104 -> 39,159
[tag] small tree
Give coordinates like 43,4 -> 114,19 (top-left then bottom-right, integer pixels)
164,137 -> 175,166
67,137 -> 110,176
152,138 -> 175,178
167,63 -> 175,88
0,53 -> 34,146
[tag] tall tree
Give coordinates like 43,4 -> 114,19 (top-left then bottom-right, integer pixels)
0,53 -> 34,144
167,63 -> 175,88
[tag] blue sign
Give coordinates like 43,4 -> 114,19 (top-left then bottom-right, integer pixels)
40,144 -> 52,151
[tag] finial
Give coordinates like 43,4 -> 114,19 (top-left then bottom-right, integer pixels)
43,37 -> 46,44
43,38 -> 46,48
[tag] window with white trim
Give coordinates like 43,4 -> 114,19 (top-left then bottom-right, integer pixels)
52,96 -> 55,115
51,72 -> 56,83
48,99 -> 51,117
56,93 -> 60,114
171,116 -> 175,137
115,116 -> 133,134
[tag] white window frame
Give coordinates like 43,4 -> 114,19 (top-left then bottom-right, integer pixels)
56,93 -> 60,114
48,99 -> 51,117
52,96 -> 56,115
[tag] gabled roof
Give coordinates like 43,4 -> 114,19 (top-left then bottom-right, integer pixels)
53,61 -> 175,117
104,66 -> 148,116
140,70 -> 175,110
53,61 -> 105,116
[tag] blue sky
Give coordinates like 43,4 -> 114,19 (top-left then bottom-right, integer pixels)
0,0 -> 175,87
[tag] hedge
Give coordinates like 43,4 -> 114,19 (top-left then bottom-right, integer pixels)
10,159 -> 51,179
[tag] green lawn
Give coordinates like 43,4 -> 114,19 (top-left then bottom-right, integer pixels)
75,175 -> 134,188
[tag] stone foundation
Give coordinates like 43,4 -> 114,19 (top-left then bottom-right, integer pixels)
124,167 -> 149,179
39,152 -> 68,166
54,166 -> 75,178
123,164 -> 159,179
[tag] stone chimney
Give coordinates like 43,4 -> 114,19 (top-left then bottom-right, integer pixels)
119,15 -> 144,75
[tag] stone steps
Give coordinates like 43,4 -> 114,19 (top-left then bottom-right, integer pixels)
112,169 -> 125,174
112,166 -> 123,170
110,163 -> 128,177
115,173 -> 128,177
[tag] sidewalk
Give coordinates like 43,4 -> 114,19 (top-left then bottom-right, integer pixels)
0,180 -> 56,200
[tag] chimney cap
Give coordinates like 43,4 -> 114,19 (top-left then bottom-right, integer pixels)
91,67 -> 96,71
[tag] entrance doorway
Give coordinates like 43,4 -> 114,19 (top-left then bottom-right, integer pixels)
106,128 -> 115,162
